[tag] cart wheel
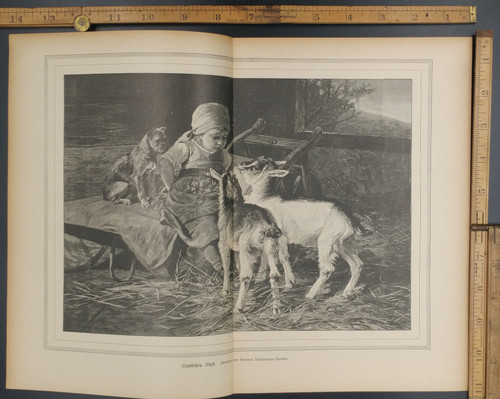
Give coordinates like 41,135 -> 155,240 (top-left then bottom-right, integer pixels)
277,170 -> 325,200
109,247 -> 136,282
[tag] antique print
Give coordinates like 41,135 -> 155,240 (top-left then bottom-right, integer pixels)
8,32 -> 472,398
63,74 -> 412,337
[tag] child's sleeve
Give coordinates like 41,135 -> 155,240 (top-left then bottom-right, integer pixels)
158,142 -> 189,190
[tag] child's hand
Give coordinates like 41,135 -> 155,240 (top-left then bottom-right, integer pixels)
158,187 -> 169,200
140,196 -> 152,208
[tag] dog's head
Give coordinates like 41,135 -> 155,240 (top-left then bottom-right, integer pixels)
140,127 -> 168,158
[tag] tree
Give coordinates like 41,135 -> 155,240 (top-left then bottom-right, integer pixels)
304,79 -> 373,132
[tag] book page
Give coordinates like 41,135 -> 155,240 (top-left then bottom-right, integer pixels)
7,30 -> 235,399
7,31 -> 471,398
231,37 -> 471,393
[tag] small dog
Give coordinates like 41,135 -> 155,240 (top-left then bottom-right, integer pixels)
103,126 -> 168,207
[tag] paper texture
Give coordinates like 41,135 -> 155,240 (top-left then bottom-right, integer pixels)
7,30 -> 471,398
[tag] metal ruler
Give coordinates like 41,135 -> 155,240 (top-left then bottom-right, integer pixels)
469,30 -> 494,399
0,6 -> 476,30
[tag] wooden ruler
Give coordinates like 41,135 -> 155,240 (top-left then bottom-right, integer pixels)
486,227 -> 500,399
469,30 -> 494,399
0,6 -> 476,30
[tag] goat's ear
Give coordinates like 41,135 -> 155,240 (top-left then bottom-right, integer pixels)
210,168 -> 222,180
267,169 -> 289,178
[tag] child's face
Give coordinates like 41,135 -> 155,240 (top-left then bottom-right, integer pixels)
196,128 -> 228,153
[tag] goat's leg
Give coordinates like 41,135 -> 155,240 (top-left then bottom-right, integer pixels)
339,249 -> 363,297
254,252 -> 268,283
278,235 -> 295,288
264,237 -> 281,314
306,237 -> 336,299
218,242 -> 232,296
234,250 -> 254,313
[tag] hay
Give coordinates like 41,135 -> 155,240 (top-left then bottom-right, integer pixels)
64,212 -> 411,336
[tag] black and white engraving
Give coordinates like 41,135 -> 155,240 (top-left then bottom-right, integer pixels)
64,74 -> 412,336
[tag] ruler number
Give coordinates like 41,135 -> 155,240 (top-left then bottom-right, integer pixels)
481,89 -> 490,96
142,14 -> 154,21
412,13 -> 418,21
379,13 -> 386,21
10,15 -> 23,23
215,14 -> 221,21
109,14 -> 121,22
43,15 -> 56,22
314,14 -> 320,21
347,14 -> 352,21
182,13 -> 188,21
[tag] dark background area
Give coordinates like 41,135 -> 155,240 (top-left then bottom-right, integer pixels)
3,0 -> 500,398
65,73 -> 233,148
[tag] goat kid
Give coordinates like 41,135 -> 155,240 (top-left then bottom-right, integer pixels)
209,169 -> 283,314
235,157 -> 363,300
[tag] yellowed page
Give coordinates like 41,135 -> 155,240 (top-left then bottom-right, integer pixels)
7,31 -> 471,398
232,37 -> 471,393
7,30 -> 235,399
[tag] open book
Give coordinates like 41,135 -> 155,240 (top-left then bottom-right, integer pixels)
7,30 -> 472,398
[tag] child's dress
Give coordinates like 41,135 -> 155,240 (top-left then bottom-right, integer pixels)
158,138 -> 231,249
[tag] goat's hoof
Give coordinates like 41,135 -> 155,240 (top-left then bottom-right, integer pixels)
305,292 -> 316,300
342,287 -> 356,298
254,272 -> 267,283
234,306 -> 243,314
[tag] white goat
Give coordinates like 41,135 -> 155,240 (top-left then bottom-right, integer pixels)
210,169 -> 283,314
235,157 -> 363,299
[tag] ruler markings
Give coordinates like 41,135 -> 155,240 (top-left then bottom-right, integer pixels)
469,31 -> 493,399
0,5 -> 476,27
487,228 -> 500,398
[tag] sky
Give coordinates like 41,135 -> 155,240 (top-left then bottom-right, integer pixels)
355,79 -> 412,124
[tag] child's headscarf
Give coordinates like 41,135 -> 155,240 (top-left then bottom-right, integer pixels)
177,103 -> 230,143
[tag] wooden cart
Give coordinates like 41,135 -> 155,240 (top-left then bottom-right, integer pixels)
229,118 -> 324,198
64,118 -> 325,282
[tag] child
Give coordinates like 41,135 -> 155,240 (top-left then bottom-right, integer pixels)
158,103 -> 231,274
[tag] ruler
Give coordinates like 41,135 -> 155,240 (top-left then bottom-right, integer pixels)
469,30 -> 494,399
486,227 -> 500,399
0,6 -> 476,30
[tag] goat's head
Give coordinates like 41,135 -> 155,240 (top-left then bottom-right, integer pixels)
235,157 -> 289,197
